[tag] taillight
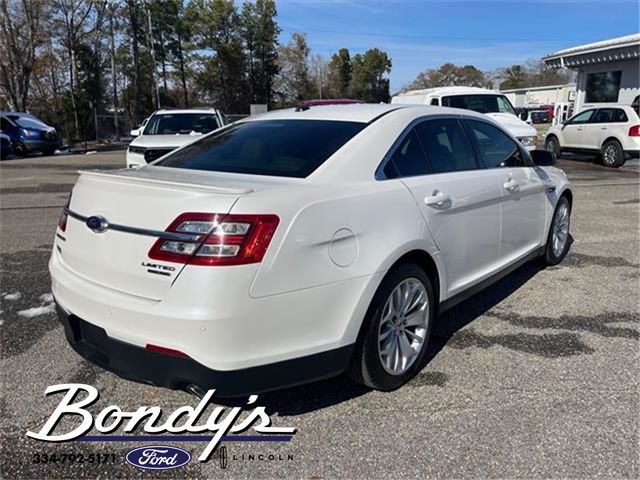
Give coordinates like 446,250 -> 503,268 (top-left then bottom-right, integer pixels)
148,212 -> 279,266
629,125 -> 640,137
58,194 -> 71,232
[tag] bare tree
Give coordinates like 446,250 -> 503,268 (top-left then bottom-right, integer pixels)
50,0 -> 98,139
0,0 -> 45,111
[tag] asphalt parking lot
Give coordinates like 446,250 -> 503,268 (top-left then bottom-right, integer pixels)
1,150 -> 638,479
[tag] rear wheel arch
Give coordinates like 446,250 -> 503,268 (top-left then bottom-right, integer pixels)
391,250 -> 441,307
601,135 -> 624,149
353,249 -> 441,344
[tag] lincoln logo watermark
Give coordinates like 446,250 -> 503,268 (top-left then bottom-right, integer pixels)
26,384 -> 296,462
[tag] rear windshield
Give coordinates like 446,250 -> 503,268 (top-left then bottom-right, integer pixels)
143,113 -> 221,135
442,95 -> 516,115
155,119 -> 366,178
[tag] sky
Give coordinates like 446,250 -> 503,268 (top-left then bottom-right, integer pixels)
274,0 -> 640,92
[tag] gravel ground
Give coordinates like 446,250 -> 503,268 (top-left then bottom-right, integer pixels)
0,151 -> 638,479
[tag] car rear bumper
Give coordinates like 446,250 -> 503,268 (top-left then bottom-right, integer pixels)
50,241 -> 379,387
56,303 -> 353,396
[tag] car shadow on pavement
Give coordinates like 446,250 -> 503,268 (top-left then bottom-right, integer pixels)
214,260 -> 547,417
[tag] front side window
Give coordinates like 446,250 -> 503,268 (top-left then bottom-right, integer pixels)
441,94 -> 516,115
415,119 -> 480,173
144,113 -> 222,135
383,129 -> 430,179
567,109 -> 595,125
465,119 -> 526,168
156,120 -> 366,178
585,71 -> 622,103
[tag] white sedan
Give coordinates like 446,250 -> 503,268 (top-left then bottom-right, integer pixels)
50,104 -> 572,395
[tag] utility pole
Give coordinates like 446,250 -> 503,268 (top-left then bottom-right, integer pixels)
109,5 -> 119,138
145,0 -> 160,109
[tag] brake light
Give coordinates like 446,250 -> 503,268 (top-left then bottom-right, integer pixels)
147,212 -> 279,266
629,125 -> 640,137
58,194 -> 71,232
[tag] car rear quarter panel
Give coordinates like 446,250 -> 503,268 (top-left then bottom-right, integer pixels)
230,181 -> 440,299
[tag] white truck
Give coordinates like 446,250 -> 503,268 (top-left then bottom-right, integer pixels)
391,86 -> 538,150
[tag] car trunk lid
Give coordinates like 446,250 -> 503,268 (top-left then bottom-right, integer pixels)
59,167 -> 292,300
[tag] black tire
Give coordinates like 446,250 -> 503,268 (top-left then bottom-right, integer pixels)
601,139 -> 625,168
545,135 -> 561,158
541,196 -> 571,266
12,142 -> 27,157
347,262 -> 435,391
42,147 -> 56,156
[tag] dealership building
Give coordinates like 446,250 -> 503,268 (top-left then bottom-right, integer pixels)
500,83 -> 576,108
543,33 -> 640,112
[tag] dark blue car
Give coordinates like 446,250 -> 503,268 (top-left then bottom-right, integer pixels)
0,133 -> 11,159
0,112 -> 61,157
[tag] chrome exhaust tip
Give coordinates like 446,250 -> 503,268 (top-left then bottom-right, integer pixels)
186,383 -> 207,399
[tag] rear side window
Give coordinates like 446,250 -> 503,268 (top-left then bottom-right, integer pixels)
593,108 -> 628,123
465,119 -> 526,168
156,120 -> 366,178
415,119 -> 480,173
430,98 -> 439,106
383,129 -> 429,178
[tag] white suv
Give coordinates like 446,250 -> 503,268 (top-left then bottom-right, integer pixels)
545,104 -> 640,168
126,108 -> 227,168
392,86 -> 538,150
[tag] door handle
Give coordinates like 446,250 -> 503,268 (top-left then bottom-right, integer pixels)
601,126 -> 608,130
503,180 -> 520,193
577,126 -> 583,131
424,191 -> 451,208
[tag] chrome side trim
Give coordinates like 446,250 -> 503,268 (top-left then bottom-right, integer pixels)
64,208 -> 201,242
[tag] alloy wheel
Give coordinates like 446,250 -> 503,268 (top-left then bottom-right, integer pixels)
552,202 -> 570,257
603,144 -> 618,166
377,277 -> 429,375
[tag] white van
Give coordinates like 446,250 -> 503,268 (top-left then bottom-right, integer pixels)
392,86 -> 538,150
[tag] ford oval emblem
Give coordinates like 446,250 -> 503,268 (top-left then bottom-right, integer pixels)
125,445 -> 191,470
86,215 -> 109,233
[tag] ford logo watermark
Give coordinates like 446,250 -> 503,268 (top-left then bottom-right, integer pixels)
125,446 -> 191,470
86,215 -> 109,233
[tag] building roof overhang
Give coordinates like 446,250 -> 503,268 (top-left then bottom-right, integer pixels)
543,34 -> 640,69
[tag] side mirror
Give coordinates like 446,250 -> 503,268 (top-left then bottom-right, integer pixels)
130,129 -> 141,137
531,149 -> 556,166
520,111 -> 528,121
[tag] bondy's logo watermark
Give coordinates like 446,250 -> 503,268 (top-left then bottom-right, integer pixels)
125,446 -> 191,470
26,384 -> 296,462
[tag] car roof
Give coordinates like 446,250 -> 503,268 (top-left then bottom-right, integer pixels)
395,86 -> 503,97
245,103 -> 489,123
300,99 -> 364,106
152,108 -> 221,115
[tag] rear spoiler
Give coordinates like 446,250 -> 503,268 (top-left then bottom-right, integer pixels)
77,169 -> 254,195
